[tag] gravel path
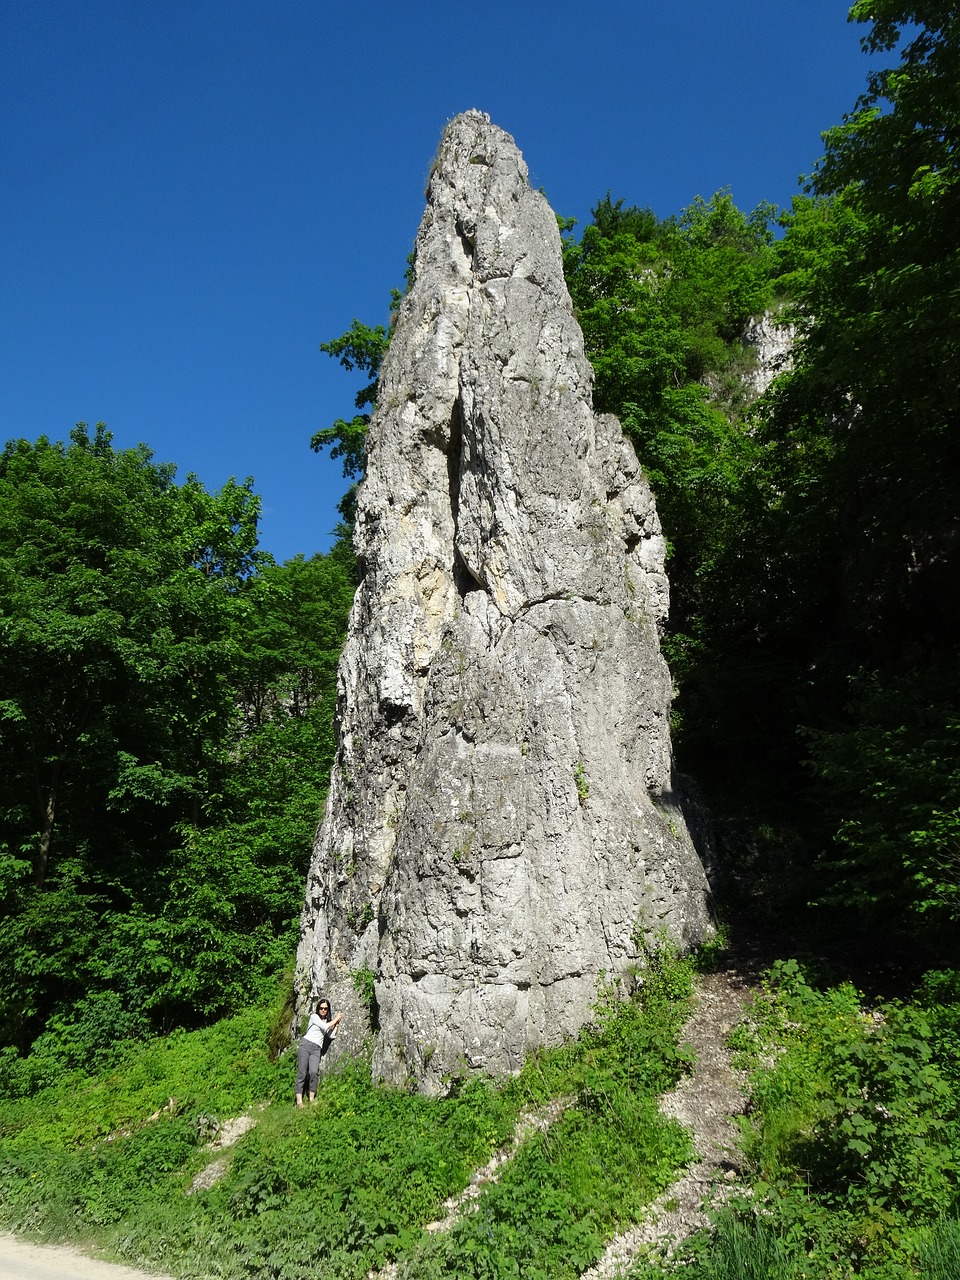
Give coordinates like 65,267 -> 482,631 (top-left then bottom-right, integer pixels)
0,1234 -> 171,1280
580,968 -> 754,1278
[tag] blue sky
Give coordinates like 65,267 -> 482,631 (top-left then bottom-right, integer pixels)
2,1 -> 877,563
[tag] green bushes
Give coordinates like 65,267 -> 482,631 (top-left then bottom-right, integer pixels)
96,1063 -> 518,1278
805,667 -> 960,934
741,961 -> 960,1222
407,958 -> 695,1280
662,960 -> 960,1280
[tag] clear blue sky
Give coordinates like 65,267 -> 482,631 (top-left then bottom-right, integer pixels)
2,1 -> 876,563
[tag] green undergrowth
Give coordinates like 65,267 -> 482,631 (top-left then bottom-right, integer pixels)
0,949 -> 696,1280
403,951 -> 696,1280
632,960 -> 960,1280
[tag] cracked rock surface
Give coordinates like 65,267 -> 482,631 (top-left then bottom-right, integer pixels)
296,111 -> 713,1090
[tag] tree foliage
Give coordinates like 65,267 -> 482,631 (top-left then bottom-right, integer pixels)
0,423 -> 259,890
310,319 -> 388,482
754,1 -> 960,930
562,192 -> 779,668
672,0 -> 960,936
0,425 -> 355,1049
556,5 -> 960,941
773,0 -> 960,667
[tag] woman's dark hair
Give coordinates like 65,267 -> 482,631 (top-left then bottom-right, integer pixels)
316,996 -> 331,1013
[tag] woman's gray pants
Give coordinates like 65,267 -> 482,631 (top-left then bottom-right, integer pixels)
295,1037 -> 324,1095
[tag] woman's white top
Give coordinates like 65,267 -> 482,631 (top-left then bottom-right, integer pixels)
303,1012 -> 334,1046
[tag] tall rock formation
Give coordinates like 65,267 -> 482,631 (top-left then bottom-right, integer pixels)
296,111 -> 713,1091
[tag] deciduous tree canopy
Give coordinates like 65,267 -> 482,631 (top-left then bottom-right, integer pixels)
0,424 -> 355,1049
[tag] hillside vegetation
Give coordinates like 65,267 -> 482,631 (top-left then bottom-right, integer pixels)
1,2 -> 959,1276
0,953 -> 697,1279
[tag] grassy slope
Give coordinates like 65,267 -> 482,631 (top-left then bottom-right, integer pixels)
6,949 -> 959,1280
0,956 -> 694,1280
629,961 -> 960,1280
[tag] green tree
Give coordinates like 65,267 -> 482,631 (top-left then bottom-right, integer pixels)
562,193 -> 777,657
139,545 -> 357,1024
0,424 -> 263,1043
236,545 -> 356,729
703,0 -> 960,936
310,319 -> 388,484
0,424 -> 259,886
0,426 -> 356,1048
783,1 -> 959,931
310,257 -> 414,500
774,0 -> 960,666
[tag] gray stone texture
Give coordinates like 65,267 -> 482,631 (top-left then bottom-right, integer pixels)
742,312 -> 795,397
296,111 -> 713,1091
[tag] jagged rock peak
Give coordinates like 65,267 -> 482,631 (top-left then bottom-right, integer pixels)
295,113 -> 713,1092
414,110 -> 567,303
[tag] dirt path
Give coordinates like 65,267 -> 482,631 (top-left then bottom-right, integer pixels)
581,968 -> 755,1278
0,1234 -> 171,1280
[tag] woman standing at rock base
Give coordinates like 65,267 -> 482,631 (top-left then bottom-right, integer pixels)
295,997 -> 342,1106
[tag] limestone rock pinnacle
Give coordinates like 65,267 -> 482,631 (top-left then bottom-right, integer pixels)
296,111 -> 713,1090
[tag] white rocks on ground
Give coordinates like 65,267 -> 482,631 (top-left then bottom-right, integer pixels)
581,969 -> 752,1278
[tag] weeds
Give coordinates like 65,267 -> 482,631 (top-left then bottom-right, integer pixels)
574,761 -> 590,805
400,952 -> 696,1280
664,958 -> 960,1280
0,949 -> 697,1280
921,1217 -> 960,1280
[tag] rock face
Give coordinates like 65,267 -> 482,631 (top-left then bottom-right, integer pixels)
296,111 -> 713,1091
742,313 -> 795,398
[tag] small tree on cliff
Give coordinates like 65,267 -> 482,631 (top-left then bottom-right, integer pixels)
310,319 -> 388,485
